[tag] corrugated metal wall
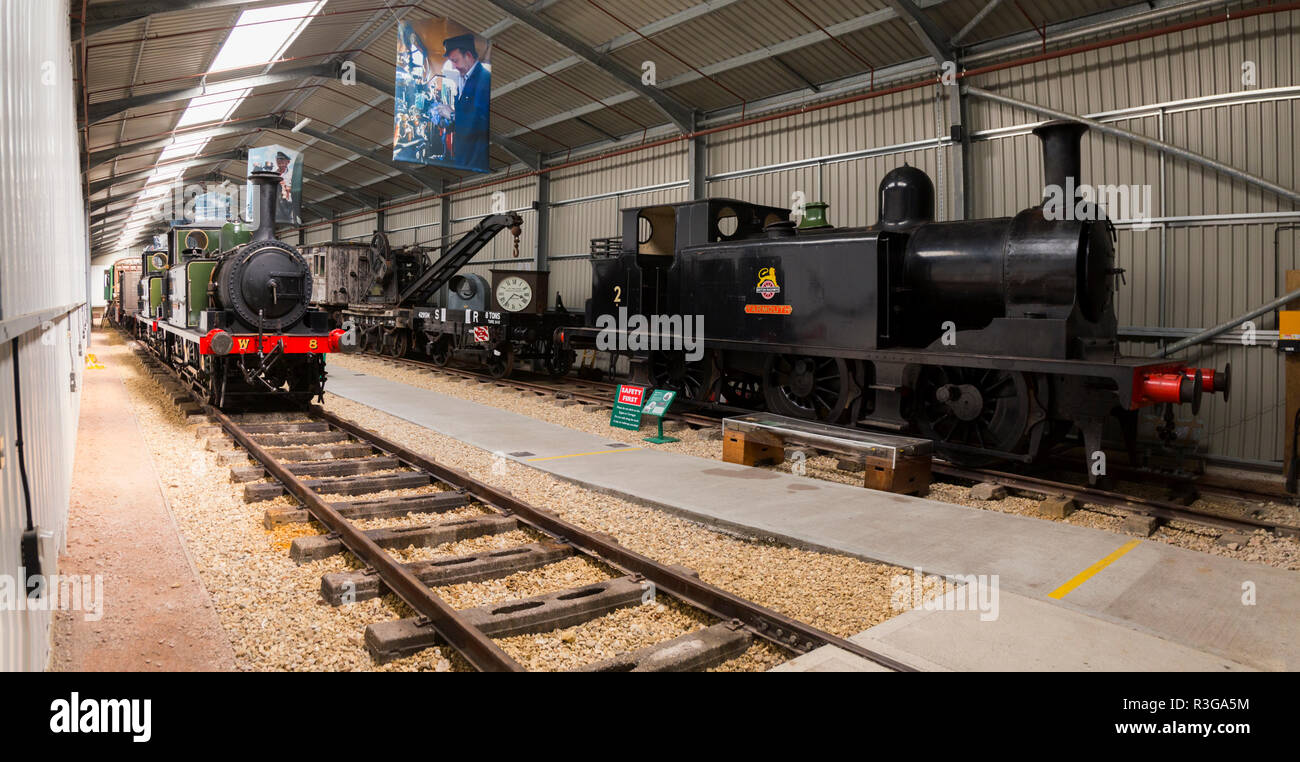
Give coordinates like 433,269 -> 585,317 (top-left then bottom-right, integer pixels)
0,0 -> 90,671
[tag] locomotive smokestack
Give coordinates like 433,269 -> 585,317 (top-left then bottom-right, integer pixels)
249,168 -> 282,242
1033,120 -> 1089,203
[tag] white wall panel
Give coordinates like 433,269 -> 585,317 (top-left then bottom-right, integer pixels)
0,0 -> 89,671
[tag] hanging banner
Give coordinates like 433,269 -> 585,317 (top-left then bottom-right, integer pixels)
246,144 -> 303,225
394,17 -> 491,173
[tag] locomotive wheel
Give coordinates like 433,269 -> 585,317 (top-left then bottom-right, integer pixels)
721,373 -> 762,408
387,330 -> 409,358
428,336 -> 452,366
913,366 -> 1031,466
650,350 -> 718,403
283,357 -> 324,407
546,346 -> 576,377
762,354 -> 852,422
485,343 -> 514,379
208,357 -> 229,409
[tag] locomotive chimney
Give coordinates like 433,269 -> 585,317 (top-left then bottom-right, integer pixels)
1032,120 -> 1089,203
248,168 -> 282,242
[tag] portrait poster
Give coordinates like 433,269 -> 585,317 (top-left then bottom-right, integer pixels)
246,144 -> 303,225
394,17 -> 492,173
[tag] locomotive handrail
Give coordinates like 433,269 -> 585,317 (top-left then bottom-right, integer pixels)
395,212 -> 523,307
1156,284 -> 1300,358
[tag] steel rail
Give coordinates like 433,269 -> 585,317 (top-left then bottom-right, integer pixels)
312,405 -> 919,671
362,353 -> 724,427
129,333 -> 914,671
932,463 -> 1300,538
206,405 -> 524,672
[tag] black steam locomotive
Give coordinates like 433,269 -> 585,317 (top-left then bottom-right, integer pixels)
564,120 -> 1229,480
134,169 -> 347,409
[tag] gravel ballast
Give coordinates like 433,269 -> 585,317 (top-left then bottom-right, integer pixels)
110,335 -> 926,671
331,353 -> 1300,572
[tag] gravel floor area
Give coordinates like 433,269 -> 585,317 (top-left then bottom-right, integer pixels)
333,353 -> 1300,571
107,334 -> 474,672
320,393 -> 928,645
111,334 -> 924,671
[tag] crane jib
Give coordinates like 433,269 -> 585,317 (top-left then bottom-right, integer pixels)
396,213 -> 523,307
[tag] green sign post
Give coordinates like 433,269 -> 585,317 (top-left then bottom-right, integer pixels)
609,385 -> 678,443
610,384 -> 647,431
641,389 -> 678,443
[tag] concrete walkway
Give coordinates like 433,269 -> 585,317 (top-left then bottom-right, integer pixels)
49,330 -> 235,672
326,367 -> 1299,671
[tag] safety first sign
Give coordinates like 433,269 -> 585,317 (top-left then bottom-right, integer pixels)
610,384 -> 646,430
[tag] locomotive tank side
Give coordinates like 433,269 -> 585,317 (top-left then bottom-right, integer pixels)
676,227 -> 888,356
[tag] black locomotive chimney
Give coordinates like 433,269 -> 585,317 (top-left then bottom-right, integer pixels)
1032,120 -> 1089,202
248,168 -> 282,242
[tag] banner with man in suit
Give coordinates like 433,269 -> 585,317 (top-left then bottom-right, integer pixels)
394,18 -> 491,173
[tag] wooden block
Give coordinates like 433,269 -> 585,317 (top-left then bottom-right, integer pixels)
722,430 -> 783,467
863,453 -> 931,496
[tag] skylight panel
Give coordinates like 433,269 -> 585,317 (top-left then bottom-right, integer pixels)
120,1 -> 326,221
207,2 -> 326,73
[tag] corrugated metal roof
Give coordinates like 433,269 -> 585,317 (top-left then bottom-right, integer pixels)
84,0 -> 1248,250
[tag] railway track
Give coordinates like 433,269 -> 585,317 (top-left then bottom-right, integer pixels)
932,464 -> 1300,540
128,339 -> 916,672
346,351 -> 1300,540
347,351 -> 726,428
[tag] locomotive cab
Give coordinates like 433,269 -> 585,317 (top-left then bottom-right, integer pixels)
591,200 -> 791,321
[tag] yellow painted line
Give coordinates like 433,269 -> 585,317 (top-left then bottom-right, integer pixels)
526,447 -> 642,462
1048,539 -> 1142,600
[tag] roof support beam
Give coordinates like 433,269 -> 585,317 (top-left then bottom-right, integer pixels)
204,167 -> 376,214
952,0 -> 1006,45
478,0 -> 696,132
81,0 -> 248,38
964,86 -> 1300,207
884,0 -> 953,62
89,149 -> 245,195
302,201 -> 334,221
499,0 -> 953,141
291,122 -> 449,192
88,115 -> 282,168
86,62 -> 333,124
490,0 -> 745,101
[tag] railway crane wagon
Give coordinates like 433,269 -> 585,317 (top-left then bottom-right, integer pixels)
134,169 -> 349,409
320,215 -> 581,378
564,120 -> 1230,482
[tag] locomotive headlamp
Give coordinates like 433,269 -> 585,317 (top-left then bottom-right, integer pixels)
209,330 -> 234,355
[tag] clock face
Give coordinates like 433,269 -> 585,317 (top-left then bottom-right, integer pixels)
496,276 -> 533,312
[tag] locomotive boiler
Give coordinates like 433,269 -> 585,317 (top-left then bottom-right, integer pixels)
569,120 -> 1230,481
134,169 -> 348,408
